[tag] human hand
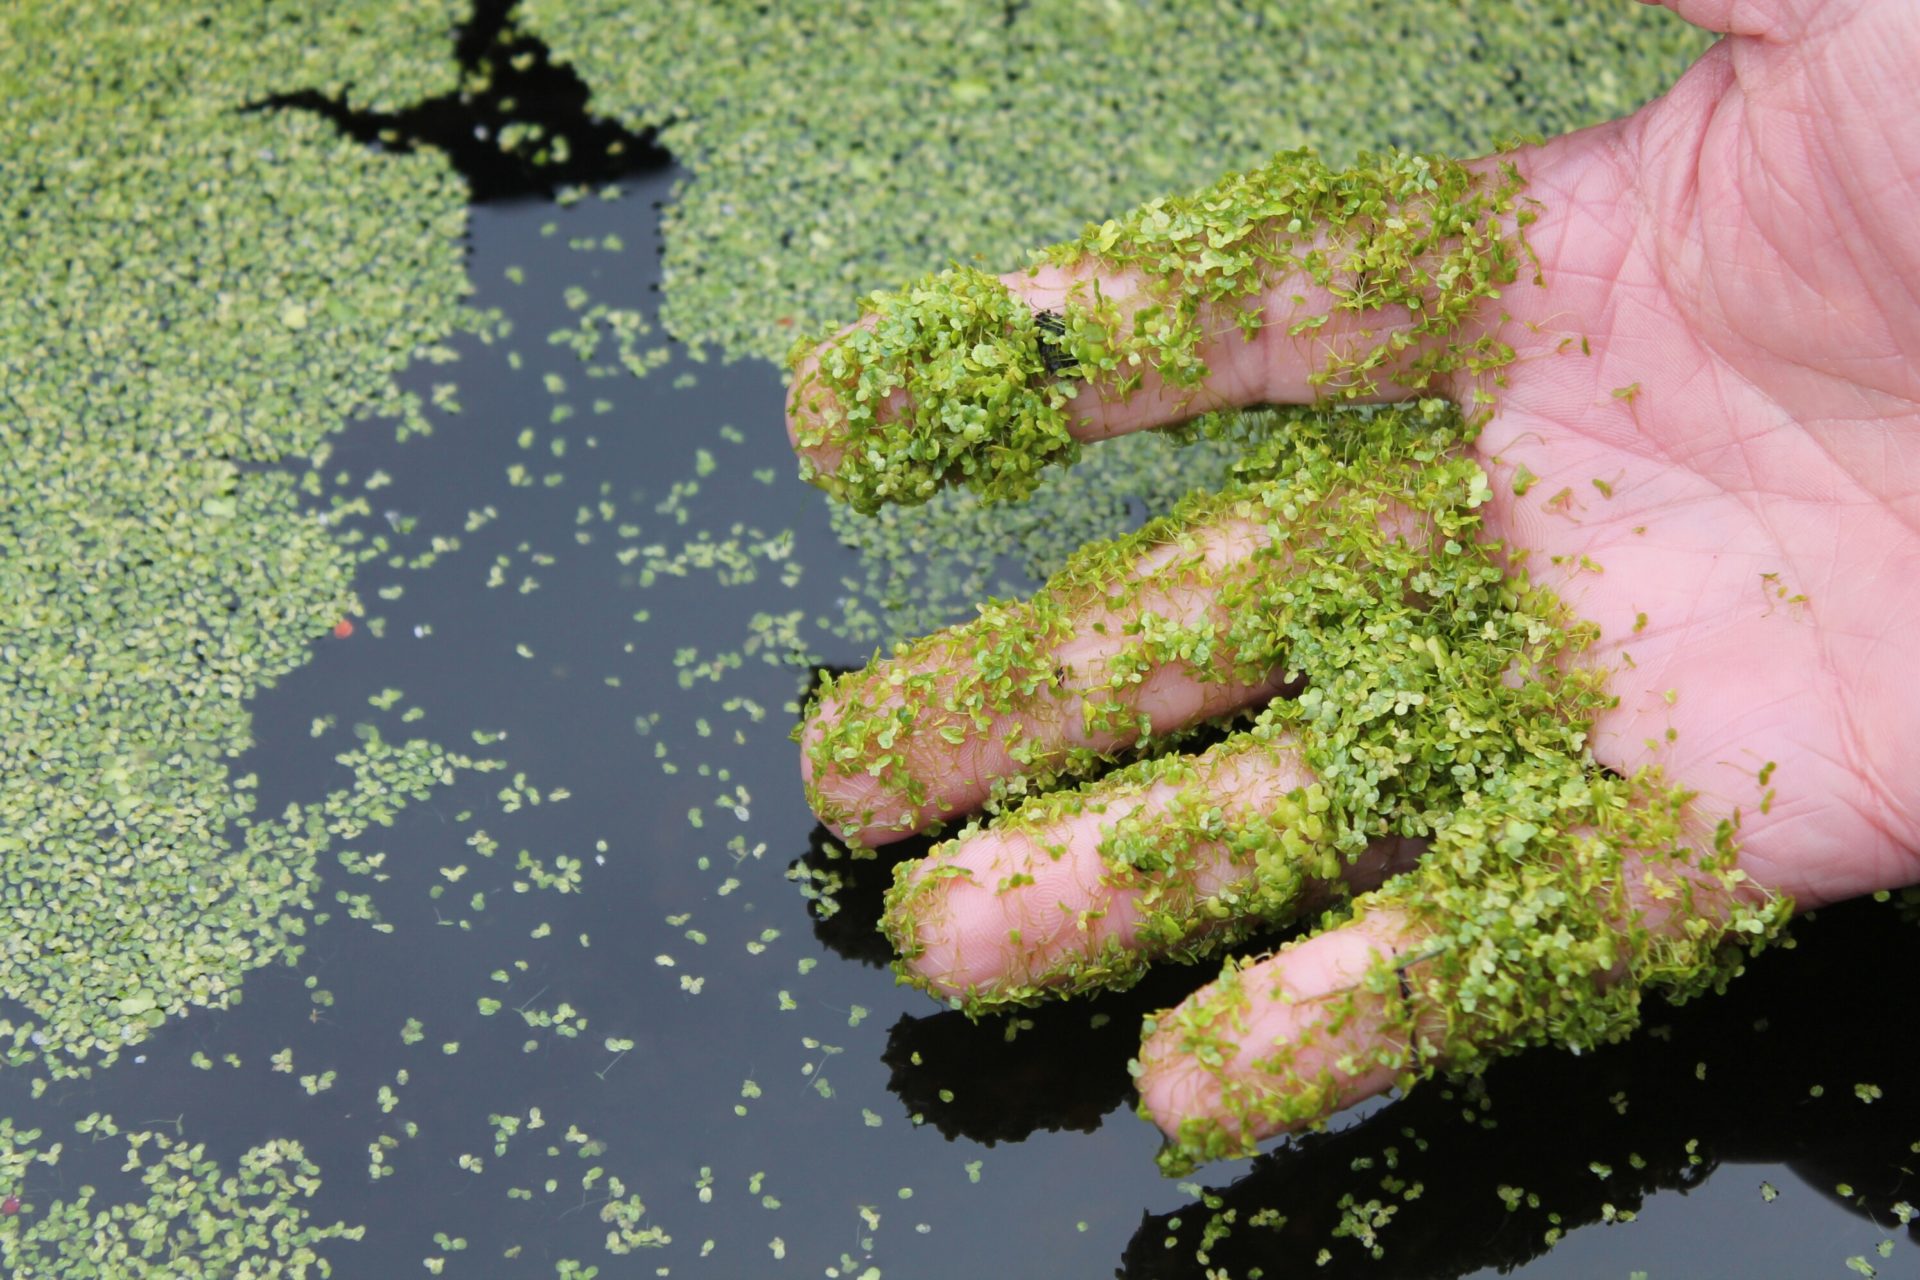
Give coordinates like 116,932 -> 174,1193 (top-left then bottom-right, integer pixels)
788,0 -> 1920,1168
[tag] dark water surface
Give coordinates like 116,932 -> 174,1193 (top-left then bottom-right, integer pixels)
5,94 -> 1917,1280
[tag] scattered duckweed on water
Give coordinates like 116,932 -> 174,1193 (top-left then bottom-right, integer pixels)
0,1115 -> 360,1278
3,1 -> 1912,1275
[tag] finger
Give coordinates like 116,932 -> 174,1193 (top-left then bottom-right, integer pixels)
800,507 -> 1288,847
785,150 -> 1534,509
802,488 -> 1431,847
1135,810 -> 1788,1171
1135,904 -> 1440,1170
1638,0 -> 1817,40
785,255 -> 1422,485
882,732 -> 1426,1012
1001,258 -> 1434,441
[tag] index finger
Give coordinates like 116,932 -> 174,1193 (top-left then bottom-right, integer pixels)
785,148 -> 1533,512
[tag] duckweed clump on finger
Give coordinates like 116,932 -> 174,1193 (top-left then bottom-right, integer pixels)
788,149 -> 1530,511
793,267 -> 1080,510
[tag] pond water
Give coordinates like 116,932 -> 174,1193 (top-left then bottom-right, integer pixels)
4,41 -> 1917,1280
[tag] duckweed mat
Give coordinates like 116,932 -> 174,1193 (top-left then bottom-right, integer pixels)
2,2 -> 1916,1277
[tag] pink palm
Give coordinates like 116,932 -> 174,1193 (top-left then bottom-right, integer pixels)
1465,0 -> 1920,913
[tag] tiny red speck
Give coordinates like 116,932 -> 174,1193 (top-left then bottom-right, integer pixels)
2,1194 -> 20,1215
332,619 -> 354,639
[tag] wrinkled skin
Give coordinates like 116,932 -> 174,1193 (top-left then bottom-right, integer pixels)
790,0 -> 1920,1152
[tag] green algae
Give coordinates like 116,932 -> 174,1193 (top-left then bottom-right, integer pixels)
0,1 -> 478,1071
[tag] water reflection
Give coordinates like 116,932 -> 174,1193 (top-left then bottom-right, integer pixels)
792,821 -> 914,969
1120,899 -> 1919,1278
881,968 -> 1203,1146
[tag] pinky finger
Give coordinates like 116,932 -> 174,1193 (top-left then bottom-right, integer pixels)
1134,906 -> 1436,1171
1135,818 -> 1792,1172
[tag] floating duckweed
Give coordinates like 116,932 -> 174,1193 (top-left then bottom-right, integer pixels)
0,1115 -> 361,1277
5,1 -> 1879,1272
1,0 -> 479,1075
521,0 -> 1702,366
3,1 -> 464,120
789,150 -> 1530,512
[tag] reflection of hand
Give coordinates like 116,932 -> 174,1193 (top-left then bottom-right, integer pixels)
1120,904 -> 1920,1280
788,0 -> 1920,1164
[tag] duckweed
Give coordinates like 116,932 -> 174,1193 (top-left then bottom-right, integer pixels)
2,0 -> 484,1077
751,4 -> 1802,1175
521,0 -> 1702,366
4,0 -> 1899,1273
526,0 -> 1707,635
0,1115 -> 360,1278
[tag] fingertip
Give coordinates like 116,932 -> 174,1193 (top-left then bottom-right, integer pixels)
797,686 -> 919,849
1134,916 -> 1421,1160
880,852 -> 983,997
783,346 -> 847,487
885,821 -> 1124,1001
1135,1014 -> 1233,1142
